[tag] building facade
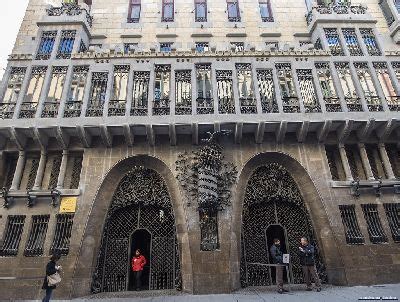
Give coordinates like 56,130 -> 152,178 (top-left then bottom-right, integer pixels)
0,0 -> 400,299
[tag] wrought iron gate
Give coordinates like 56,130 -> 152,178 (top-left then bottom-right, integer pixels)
240,163 -> 326,287
91,167 -> 181,293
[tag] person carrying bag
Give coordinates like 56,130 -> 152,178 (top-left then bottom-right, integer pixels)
42,252 -> 62,302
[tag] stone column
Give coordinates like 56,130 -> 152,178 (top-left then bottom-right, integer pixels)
32,150 -> 47,191
338,144 -> 353,181
378,143 -> 396,180
358,143 -> 375,180
10,151 -> 26,191
56,150 -> 69,190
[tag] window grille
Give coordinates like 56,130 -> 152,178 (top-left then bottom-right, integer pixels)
360,29 -> 381,56
128,0 -> 141,23
231,42 -> 244,52
338,205 -> 364,245
50,214 -> 74,256
354,62 -> 382,111
297,69 -> 321,113
162,0 -> 174,22
48,154 -> 62,189
342,28 -> 363,56
216,70 -> 235,114
383,203 -> 400,242
0,215 -> 26,256
386,144 -> 400,179
196,64 -> 213,114
334,62 -> 362,111
200,211 -> 219,251
131,71 -> 150,116
256,69 -> 278,113
56,30 -> 76,59
123,43 -> 138,54
109,65 -> 129,117
195,42 -> 209,53
36,31 -> 57,60
175,70 -> 192,115
373,62 -> 400,112
160,42 -> 172,53
86,72 -> 108,117
20,66 -> 48,119
361,204 -> 388,244
195,0 -> 207,22
227,0 -> 241,22
315,63 -> 341,112
42,66 -> 68,118
345,145 -> 366,180
24,215 -> 50,257
4,156 -> 17,190
259,0 -> 273,22
154,65 -> 171,115
26,158 -> 40,191
236,64 -> 256,114
276,63 -> 300,113
1,67 -> 26,119
65,66 -> 89,118
324,28 -> 344,56
325,145 -> 345,180
70,155 -> 83,189
365,144 -> 386,179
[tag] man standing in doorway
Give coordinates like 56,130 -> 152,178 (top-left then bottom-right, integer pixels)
131,249 -> 147,291
299,237 -> 322,292
270,238 -> 288,294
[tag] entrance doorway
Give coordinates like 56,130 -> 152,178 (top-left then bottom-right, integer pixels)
265,224 -> 289,283
129,229 -> 151,290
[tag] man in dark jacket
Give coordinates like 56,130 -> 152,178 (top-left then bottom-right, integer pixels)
270,238 -> 288,294
299,237 -> 321,292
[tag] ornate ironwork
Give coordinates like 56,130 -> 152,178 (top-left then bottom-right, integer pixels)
339,205 -> 365,244
64,66 -> 89,118
70,155 -> 83,189
0,215 -> 26,256
216,70 -> 235,114
86,72 -> 108,117
175,70 -> 192,115
50,214 -> 74,255
342,28 -> 363,56
360,29 -> 381,56
91,167 -> 181,293
361,204 -> 388,244
297,69 -> 321,113
36,31 -> 57,60
324,29 -> 344,56
257,69 -> 278,113
383,203 -> 400,242
240,164 -> 326,287
354,63 -> 383,111
236,64 -> 256,114
196,64 -> 213,114
24,215 -> 50,257
56,30 -> 76,59
131,71 -> 150,116
48,155 -> 62,189
335,62 -> 363,112
315,63 -> 342,112
46,3 -> 93,27
26,159 -> 39,191
176,131 -> 237,251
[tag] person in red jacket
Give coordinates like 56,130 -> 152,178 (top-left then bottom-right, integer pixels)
131,249 -> 147,291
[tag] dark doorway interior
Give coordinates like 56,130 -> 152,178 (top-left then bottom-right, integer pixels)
266,224 -> 289,283
129,229 -> 151,291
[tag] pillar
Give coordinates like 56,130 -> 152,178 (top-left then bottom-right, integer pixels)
378,143 -> 396,180
56,150 -> 69,189
338,144 -> 353,181
358,143 -> 375,180
32,150 -> 47,190
10,151 -> 26,191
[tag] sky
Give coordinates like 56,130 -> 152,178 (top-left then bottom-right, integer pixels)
0,0 -> 29,81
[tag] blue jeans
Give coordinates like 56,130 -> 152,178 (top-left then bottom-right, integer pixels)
42,288 -> 53,302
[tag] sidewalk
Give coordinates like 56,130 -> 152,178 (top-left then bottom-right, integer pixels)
61,284 -> 400,302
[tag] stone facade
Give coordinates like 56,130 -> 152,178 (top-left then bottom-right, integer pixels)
0,0 -> 400,300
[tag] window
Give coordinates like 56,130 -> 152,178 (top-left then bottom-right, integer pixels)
386,144 -> 400,178
354,62 -> 382,111
231,42 -> 244,52
297,69 -> 321,113
36,31 -> 57,60
324,28 -> 344,56
334,62 -> 362,111
128,0 -> 141,23
345,144 -> 367,180
154,65 -> 171,115
259,0 -> 273,22
196,64 -> 213,114
365,144 -> 387,179
24,215 -> 50,257
227,0 -> 240,22
42,66 -> 68,118
109,65 -> 130,117
20,66 -> 47,119
175,70 -> 192,115
56,30 -> 76,59
162,0 -> 174,22
339,205 -> 364,245
1,67 -> 26,119
63,153 -> 83,189
325,145 -> 346,180
65,66 -> 89,118
47,153 -> 62,189
0,215 -> 26,256
160,42 -> 172,53
195,0 -> 207,22
342,29 -> 363,56
86,72 -> 108,117
195,42 -> 209,53
383,203 -> 400,242
50,214 -> 74,255
124,43 -> 138,54
373,62 -> 399,111
361,204 -> 388,244
3,154 -> 17,190
257,69 -> 278,113
360,29 -> 381,56
216,70 -> 235,114
265,41 -> 279,49
236,63 -> 256,114
131,71 -> 150,116
315,63 -> 341,112
276,63 -> 300,113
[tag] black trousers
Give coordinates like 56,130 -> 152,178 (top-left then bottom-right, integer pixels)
133,270 -> 143,290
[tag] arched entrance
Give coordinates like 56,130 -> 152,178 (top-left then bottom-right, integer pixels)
91,166 -> 181,293
240,163 -> 326,287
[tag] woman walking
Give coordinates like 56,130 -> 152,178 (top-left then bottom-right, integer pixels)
42,253 -> 62,302
131,249 -> 147,291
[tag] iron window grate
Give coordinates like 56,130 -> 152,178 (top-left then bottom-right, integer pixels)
339,205 -> 365,245
24,215 -> 50,257
0,215 -> 26,256
361,204 -> 388,244
50,214 -> 74,256
383,203 -> 400,242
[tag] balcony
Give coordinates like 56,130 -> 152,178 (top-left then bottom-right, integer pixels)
41,101 -> 60,118
240,97 -> 257,114
0,102 -> 16,119
19,102 -> 38,119
196,97 -> 214,115
379,0 -> 400,44
306,3 -> 374,32
63,101 -> 82,118
108,100 -> 126,117
153,99 -> 170,116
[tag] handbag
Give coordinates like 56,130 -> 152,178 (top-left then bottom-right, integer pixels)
47,272 -> 61,286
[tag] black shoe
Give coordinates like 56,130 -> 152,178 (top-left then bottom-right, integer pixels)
317,288 -> 321,292
306,288 -> 313,291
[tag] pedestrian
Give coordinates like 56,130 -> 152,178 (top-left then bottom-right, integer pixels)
270,238 -> 288,294
299,237 -> 322,292
41,252 -> 62,302
131,249 -> 147,291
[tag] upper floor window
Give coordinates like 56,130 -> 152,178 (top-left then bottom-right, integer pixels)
360,29 -> 381,56
36,31 -> 57,60
124,43 -> 138,54
342,28 -> 363,56
162,0 -> 174,22
128,0 -> 141,23
57,30 -> 76,59
195,0 -> 207,22
2,67 -> 26,106
324,28 -> 344,56
195,42 -> 209,53
259,0 -> 273,22
227,0 -> 240,22
160,42 -> 172,52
